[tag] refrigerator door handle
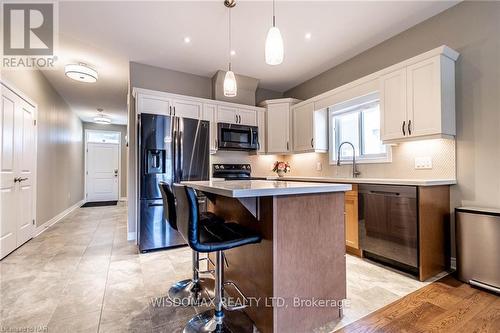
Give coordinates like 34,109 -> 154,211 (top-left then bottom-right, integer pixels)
179,128 -> 184,181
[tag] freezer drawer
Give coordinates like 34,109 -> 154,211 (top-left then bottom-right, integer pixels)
456,207 -> 500,293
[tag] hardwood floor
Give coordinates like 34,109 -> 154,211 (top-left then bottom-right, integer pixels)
337,275 -> 500,333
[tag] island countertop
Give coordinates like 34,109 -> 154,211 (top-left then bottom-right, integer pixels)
182,179 -> 352,198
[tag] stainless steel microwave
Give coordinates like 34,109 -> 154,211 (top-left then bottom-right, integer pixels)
217,123 -> 259,151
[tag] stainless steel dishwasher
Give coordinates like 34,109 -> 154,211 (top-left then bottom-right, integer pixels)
358,184 -> 419,275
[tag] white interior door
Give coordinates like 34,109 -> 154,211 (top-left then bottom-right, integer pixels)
87,143 -> 119,202
1,84 -> 36,259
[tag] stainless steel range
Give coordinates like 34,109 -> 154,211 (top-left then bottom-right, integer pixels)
212,163 -> 266,180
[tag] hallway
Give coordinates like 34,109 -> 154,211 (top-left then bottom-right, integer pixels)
0,203 -> 200,332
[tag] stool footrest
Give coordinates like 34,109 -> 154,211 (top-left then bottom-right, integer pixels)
196,256 -> 216,277
223,281 -> 249,311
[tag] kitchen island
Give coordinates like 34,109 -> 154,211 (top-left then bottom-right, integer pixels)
182,180 -> 352,333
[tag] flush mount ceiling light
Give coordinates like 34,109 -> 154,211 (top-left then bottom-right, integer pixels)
223,0 -> 237,97
265,0 -> 284,65
94,108 -> 111,124
65,63 -> 98,83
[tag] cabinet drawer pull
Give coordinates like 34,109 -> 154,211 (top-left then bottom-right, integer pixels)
402,121 -> 406,136
311,138 -> 314,148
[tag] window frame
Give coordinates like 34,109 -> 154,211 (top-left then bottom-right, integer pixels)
328,92 -> 392,165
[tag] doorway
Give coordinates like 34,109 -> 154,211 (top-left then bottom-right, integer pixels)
85,130 -> 121,202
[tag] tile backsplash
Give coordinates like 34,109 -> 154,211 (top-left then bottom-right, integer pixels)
284,139 -> 456,180
211,139 -> 456,180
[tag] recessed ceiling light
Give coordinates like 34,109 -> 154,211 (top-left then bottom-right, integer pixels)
305,33 -> 312,40
184,36 -> 191,44
65,63 -> 98,83
230,50 -> 236,56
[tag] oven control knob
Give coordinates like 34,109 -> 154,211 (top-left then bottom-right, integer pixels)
214,165 -> 219,170
220,165 -> 225,169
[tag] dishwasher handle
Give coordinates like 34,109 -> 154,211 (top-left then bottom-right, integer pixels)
369,190 -> 400,196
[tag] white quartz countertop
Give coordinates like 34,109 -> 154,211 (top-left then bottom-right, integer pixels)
264,176 -> 457,186
182,180 -> 352,198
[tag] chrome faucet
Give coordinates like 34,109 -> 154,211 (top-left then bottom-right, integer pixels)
337,141 -> 361,178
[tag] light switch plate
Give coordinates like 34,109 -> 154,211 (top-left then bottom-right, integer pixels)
316,162 -> 322,171
415,156 -> 433,169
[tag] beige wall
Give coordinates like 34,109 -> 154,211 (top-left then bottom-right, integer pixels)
2,70 -> 84,227
82,122 -> 128,198
285,1 -> 500,211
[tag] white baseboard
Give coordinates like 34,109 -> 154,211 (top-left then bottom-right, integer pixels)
34,199 -> 84,237
127,232 -> 136,241
450,257 -> 456,270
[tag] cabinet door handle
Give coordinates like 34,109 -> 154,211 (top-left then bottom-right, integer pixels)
169,106 -> 172,116
311,138 -> 314,148
238,115 -> 241,123
408,120 -> 412,135
235,114 -> 238,123
402,121 -> 406,136
286,141 -> 289,150
174,106 -> 176,116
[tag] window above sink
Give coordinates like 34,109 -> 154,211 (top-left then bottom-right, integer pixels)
329,92 -> 392,165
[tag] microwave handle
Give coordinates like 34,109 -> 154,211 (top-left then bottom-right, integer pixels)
250,128 -> 253,146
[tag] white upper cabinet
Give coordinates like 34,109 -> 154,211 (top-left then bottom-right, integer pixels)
202,103 -> 218,154
292,102 -> 328,153
237,108 -> 257,126
171,98 -> 202,119
217,105 -> 239,124
260,98 -> 300,154
254,110 -> 267,154
380,68 -> 407,141
137,94 -> 171,116
217,105 -> 257,126
380,51 -> 458,143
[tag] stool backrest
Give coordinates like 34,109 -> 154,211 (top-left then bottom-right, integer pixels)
158,182 -> 177,230
172,184 -> 199,246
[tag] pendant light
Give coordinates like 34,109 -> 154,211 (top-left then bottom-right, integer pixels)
265,0 -> 284,65
223,0 -> 237,97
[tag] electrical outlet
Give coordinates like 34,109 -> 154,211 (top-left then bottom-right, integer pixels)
415,156 -> 433,169
316,162 -> 322,171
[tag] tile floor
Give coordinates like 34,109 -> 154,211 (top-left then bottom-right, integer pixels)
0,203 -> 442,332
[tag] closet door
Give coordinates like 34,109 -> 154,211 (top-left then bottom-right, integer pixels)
16,98 -> 36,246
0,86 -> 18,258
0,85 -> 36,259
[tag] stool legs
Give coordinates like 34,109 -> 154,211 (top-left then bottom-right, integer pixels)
168,251 -> 214,306
183,251 -> 255,333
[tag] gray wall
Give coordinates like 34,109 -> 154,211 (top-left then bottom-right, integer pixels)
2,70 -> 84,227
127,62 -> 282,237
127,62 -> 213,237
285,2 -> 500,212
82,122 -> 128,198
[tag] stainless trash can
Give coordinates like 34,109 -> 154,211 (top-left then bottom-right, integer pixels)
456,207 -> 500,293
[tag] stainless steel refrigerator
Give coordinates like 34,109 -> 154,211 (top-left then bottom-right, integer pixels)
138,113 -> 209,252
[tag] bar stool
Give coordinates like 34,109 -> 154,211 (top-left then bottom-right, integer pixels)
172,184 -> 262,333
159,182 -> 222,306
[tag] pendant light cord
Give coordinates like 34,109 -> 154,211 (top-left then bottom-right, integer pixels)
228,6 -> 232,71
272,0 -> 276,27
